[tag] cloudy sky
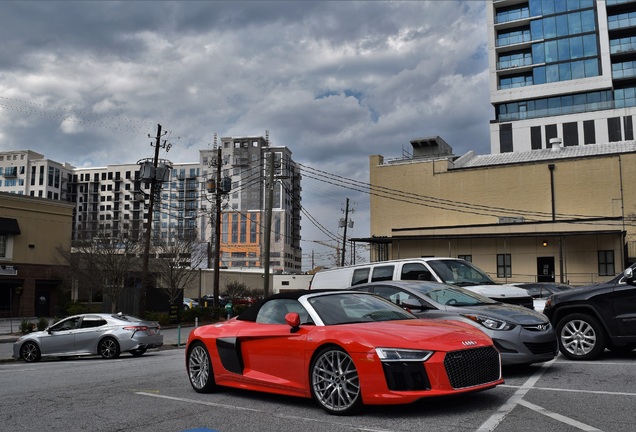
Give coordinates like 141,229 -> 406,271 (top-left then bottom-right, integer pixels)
0,1 -> 491,270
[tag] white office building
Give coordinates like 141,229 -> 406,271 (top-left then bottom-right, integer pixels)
488,0 -> 636,152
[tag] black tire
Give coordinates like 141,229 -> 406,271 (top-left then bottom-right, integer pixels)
556,313 -> 606,360
187,341 -> 218,393
130,348 -> 147,357
20,341 -> 41,363
310,346 -> 362,415
98,337 -> 121,359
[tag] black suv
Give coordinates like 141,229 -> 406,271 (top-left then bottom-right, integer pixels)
543,265 -> 636,360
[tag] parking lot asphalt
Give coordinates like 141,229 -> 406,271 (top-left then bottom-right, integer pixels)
0,318 -> 196,362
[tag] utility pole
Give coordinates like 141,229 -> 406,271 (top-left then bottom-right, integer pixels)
263,151 -> 275,297
139,124 -> 170,316
213,147 -> 222,307
341,198 -> 350,266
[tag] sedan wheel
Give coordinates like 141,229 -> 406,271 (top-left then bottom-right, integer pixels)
21,341 -> 41,363
310,347 -> 361,415
98,337 -> 121,359
187,341 -> 218,393
557,313 -> 606,360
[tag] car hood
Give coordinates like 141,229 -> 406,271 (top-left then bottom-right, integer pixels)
465,284 -> 530,299
444,303 -> 549,325
343,319 -> 494,350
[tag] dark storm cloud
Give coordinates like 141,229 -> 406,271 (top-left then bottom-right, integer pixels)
0,1 -> 490,268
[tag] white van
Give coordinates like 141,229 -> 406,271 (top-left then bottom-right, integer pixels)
310,258 -> 533,309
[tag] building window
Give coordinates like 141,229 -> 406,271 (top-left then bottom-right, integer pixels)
531,126 -> 542,150
499,124 -> 513,152
563,122 -> 578,146
608,117 -> 622,142
497,254 -> 512,278
458,255 -> 472,262
624,116 -> 634,141
583,120 -> 595,144
0,234 -> 6,257
598,251 -> 615,276
545,124 -> 557,144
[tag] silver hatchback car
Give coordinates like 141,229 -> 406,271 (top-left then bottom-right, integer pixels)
13,313 -> 163,362
351,281 -> 557,366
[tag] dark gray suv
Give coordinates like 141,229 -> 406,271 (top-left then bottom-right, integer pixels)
543,264 -> 636,360
351,280 -> 557,366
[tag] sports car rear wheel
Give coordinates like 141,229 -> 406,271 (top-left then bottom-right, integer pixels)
98,337 -> 121,359
187,341 -> 218,393
310,346 -> 361,415
21,341 -> 41,363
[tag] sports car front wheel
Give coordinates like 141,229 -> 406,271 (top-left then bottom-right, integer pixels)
187,341 -> 218,393
310,346 -> 362,415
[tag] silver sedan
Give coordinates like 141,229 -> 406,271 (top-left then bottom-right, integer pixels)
13,313 -> 163,362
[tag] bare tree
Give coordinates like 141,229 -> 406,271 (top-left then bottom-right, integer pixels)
59,225 -> 142,313
149,235 -> 208,308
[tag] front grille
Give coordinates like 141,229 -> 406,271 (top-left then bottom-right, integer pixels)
444,347 -> 501,389
524,339 -> 558,355
382,362 -> 431,391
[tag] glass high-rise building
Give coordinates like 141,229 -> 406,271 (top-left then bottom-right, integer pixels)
488,0 -> 636,152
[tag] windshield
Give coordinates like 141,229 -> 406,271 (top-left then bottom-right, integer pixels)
308,293 -> 416,325
427,259 -> 494,286
412,284 -> 496,307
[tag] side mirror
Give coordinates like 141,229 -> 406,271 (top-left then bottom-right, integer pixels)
623,267 -> 635,284
401,301 -> 430,311
285,312 -> 301,333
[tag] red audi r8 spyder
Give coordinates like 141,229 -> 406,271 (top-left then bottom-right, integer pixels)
185,290 -> 504,415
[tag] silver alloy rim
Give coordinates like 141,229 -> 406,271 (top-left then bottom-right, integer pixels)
189,345 -> 210,390
312,350 -> 360,412
561,319 -> 596,356
22,343 -> 38,362
100,339 -> 118,359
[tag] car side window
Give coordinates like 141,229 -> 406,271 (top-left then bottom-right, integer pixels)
401,263 -> 433,281
80,317 -> 107,328
351,268 -> 370,285
371,265 -> 394,282
374,286 -> 421,307
256,299 -> 312,325
52,317 -> 80,331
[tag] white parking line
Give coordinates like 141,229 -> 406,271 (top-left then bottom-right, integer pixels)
136,392 -> 398,432
476,359 -> 603,432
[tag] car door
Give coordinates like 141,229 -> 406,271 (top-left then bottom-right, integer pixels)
39,317 -> 80,355
612,280 -> 636,336
74,316 -> 109,353
236,299 -> 309,394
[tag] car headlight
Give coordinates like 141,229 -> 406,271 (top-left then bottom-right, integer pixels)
375,348 -> 433,362
462,314 -> 516,331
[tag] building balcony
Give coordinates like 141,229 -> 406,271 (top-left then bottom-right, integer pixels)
2,167 -> 18,177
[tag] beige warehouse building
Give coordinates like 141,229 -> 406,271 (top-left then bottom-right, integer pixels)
364,137 -> 636,286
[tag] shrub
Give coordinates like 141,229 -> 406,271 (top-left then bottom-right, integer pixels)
37,318 -> 49,331
20,320 -> 34,334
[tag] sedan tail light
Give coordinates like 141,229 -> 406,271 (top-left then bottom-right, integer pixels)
123,326 -> 148,331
